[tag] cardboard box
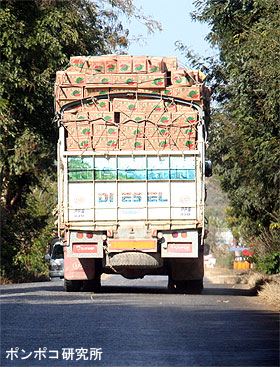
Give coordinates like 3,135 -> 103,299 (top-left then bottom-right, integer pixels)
119,138 -> 145,150
119,122 -> 145,139
86,74 -> 112,85
171,112 -> 198,126
88,56 -> 105,74
56,100 -> 83,113
139,100 -> 165,113
146,113 -> 171,125
69,56 -> 88,72
117,55 -> 133,73
112,74 -> 138,88
56,86 -> 84,100
66,137 -> 92,151
171,70 -> 193,87
63,112 -> 88,122
66,123 -> 93,138
89,112 -> 114,124
83,99 -> 110,112
56,71 -> 86,86
170,126 -> 196,139
163,57 -> 178,71
94,123 -> 118,137
138,73 -> 166,88
104,55 -> 118,74
145,138 -> 170,151
113,99 -> 138,113
132,56 -> 147,73
120,113 -> 146,123
147,57 -> 164,73
164,100 -> 177,112
84,88 -> 110,98
170,137 -> 196,150
171,86 -> 201,101
93,136 -> 118,151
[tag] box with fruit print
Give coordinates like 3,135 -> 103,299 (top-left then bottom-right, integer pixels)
145,138 -> 170,151
56,71 -> 86,86
145,124 -> 170,139
170,137 -> 196,151
93,123 -> 118,138
68,56 -> 88,72
62,112 -> 89,123
104,55 -> 118,74
119,138 -> 145,151
171,70 -> 201,87
84,88 -> 110,98
137,73 -> 166,88
93,137 -> 118,151
66,137 -> 92,151
163,57 -> 178,71
171,112 -> 198,126
87,56 -> 105,74
171,86 -> 201,101
111,74 -> 138,88
56,100 -> 83,113
119,122 -> 145,140
56,86 -> 84,100
113,99 -> 138,113
86,74 -> 112,86
132,56 -> 147,73
164,100 -> 177,112
83,99 -> 110,112
120,112 -> 146,124
89,112 -> 114,123
147,57 -> 164,73
138,100 -> 165,113
117,55 -> 133,73
146,113 -> 172,125
170,126 -> 196,140
66,123 -> 93,138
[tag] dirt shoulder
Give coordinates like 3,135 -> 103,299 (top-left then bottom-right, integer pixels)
205,267 -> 280,311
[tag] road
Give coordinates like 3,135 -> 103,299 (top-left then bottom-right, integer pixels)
1,275 -> 279,367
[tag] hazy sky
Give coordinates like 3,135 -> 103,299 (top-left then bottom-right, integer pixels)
122,0 -> 214,67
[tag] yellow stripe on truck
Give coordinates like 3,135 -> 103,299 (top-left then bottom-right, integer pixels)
108,240 -> 156,250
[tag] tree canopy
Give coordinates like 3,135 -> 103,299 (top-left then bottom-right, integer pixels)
182,0 -> 280,261
0,0 -> 160,281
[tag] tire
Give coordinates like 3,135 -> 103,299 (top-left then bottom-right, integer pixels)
82,277 -> 101,292
64,279 -> 82,292
168,277 -> 203,294
108,252 -> 161,268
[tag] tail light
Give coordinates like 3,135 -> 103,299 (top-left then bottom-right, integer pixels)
172,232 -> 178,238
86,233 -> 93,238
76,232 -> 84,239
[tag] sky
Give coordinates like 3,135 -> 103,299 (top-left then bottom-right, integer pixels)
120,0 -> 215,67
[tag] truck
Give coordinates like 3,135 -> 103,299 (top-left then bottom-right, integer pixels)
55,55 -> 211,293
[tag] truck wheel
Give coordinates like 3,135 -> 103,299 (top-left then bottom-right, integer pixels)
168,277 -> 203,294
82,277 -> 101,292
64,279 -> 82,292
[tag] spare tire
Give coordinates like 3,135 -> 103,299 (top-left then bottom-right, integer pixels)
107,252 -> 162,268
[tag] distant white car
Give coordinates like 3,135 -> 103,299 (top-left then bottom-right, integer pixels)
45,241 -> 64,281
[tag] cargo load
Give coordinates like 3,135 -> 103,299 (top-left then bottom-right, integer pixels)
55,55 -> 211,293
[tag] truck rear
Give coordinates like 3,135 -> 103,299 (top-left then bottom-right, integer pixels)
55,55 -> 211,292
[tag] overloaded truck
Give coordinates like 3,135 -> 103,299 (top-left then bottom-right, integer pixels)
55,55 -> 211,292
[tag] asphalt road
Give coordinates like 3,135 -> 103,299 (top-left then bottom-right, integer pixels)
1,275 -> 279,367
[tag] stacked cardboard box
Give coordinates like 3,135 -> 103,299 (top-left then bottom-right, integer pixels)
55,55 -> 210,152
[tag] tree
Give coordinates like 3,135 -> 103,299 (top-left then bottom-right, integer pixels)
0,0 -> 160,280
178,0 -> 279,268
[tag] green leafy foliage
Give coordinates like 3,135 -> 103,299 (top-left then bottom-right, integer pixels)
0,0 -> 160,282
256,252 -> 280,275
180,0 -> 280,270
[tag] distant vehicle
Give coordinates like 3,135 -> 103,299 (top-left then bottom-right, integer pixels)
45,240 -> 64,281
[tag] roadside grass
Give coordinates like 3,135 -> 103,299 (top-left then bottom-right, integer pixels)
205,267 -> 280,311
